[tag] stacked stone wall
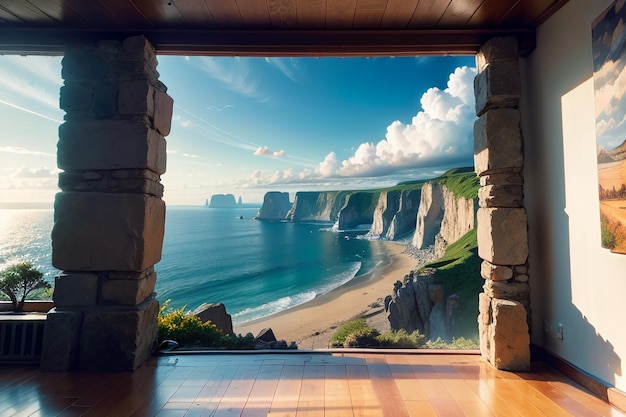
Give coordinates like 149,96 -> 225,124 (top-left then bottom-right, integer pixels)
41,36 -> 172,372
473,37 -> 530,371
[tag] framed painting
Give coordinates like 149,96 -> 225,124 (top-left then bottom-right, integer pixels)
593,0 -> 626,253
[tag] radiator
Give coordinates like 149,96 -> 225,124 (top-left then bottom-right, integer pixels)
0,316 -> 46,363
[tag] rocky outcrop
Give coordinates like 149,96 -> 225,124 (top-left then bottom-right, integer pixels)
385,270 -> 459,340
384,269 -> 459,340
192,302 -> 233,335
335,192 -> 378,230
208,194 -> 237,208
413,183 -> 477,257
255,192 -> 291,221
369,189 -> 421,240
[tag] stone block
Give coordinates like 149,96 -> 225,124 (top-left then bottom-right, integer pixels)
122,35 -> 156,61
62,52 -> 107,81
474,60 -> 521,116
41,308 -> 83,371
60,84 -> 93,111
479,172 -> 523,186
478,319 -> 491,359
480,261 -> 513,281
92,82 -> 117,118
118,80 -> 154,116
474,109 -> 523,176
192,302 -> 234,335
58,120 -> 167,175
154,89 -> 174,136
78,298 -> 159,371
514,274 -> 529,282
478,292 -> 491,325
52,192 -> 166,272
483,280 -> 530,300
101,270 -> 157,305
478,184 -> 523,208
476,36 -> 518,73
489,299 -> 530,371
53,272 -> 98,307
477,207 -> 528,265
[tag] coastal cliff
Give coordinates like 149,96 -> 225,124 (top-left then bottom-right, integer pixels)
286,191 -> 352,223
369,189 -> 421,240
412,172 -> 478,256
335,192 -> 379,230
254,192 -> 291,221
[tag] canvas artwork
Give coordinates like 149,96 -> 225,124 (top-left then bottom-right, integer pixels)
593,0 -> 626,253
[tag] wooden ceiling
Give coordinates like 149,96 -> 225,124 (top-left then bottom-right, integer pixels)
0,0 -> 570,56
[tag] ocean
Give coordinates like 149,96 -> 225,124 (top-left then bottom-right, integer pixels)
0,206 -> 388,325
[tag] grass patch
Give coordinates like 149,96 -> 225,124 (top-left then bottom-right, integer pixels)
421,228 -> 482,340
329,319 -> 425,348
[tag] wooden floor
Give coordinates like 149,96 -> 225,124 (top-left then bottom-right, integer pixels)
1,352 -> 625,417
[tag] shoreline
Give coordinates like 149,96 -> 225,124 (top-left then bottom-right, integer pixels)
235,241 -> 418,349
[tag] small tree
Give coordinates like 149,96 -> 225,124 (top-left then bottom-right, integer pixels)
0,262 -> 50,312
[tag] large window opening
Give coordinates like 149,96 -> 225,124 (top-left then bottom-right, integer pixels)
0,53 -> 483,350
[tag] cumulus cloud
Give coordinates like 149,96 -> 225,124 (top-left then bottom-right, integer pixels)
11,167 -> 57,178
324,66 -> 476,178
0,146 -> 55,157
242,66 -> 476,189
254,146 -> 285,157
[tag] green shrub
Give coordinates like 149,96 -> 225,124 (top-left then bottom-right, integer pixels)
329,319 -> 371,347
376,329 -> 425,348
423,337 -> 479,349
343,327 -> 380,348
157,300 -> 256,349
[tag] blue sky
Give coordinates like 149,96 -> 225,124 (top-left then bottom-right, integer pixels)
0,54 -> 476,205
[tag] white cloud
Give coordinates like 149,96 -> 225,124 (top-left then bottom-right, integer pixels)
327,66 -> 476,177
264,58 -> 301,82
254,146 -> 285,157
0,146 -> 55,157
11,167 -> 57,178
198,57 -> 259,98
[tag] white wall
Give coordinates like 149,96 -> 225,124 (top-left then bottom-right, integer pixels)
521,0 -> 626,390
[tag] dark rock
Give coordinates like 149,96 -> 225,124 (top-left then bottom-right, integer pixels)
255,328 -> 277,343
192,303 -> 233,335
255,192 -> 292,220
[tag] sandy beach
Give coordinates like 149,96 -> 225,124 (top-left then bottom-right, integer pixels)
235,241 -> 418,349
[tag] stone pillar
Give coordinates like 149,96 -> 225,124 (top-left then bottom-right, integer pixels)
474,37 -> 530,371
41,36 -> 173,372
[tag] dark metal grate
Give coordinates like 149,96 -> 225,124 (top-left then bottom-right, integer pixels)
0,319 -> 46,363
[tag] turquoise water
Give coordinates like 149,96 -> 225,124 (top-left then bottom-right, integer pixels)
0,206 -> 387,324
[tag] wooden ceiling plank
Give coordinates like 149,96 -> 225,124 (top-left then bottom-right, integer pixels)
502,0 -> 561,26
438,0 -> 484,27
268,0 -> 298,29
131,0 -> 186,25
357,0 -> 388,9
408,0 -> 450,28
61,0 -> 122,25
353,9 -> 385,29
204,0 -> 244,28
466,0 -> 517,28
380,0 -> 418,29
2,1 -> 56,22
25,0 -> 79,22
236,0 -> 272,29
171,0 -> 216,26
99,0 -> 153,27
296,0 -> 325,29
326,0 -> 357,29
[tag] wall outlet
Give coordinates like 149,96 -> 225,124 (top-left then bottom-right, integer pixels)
556,323 -> 563,340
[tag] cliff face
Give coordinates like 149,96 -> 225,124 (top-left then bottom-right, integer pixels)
255,192 -> 291,221
336,192 -> 379,230
413,183 -> 476,256
286,191 -> 351,223
369,189 -> 421,240
209,194 -> 237,208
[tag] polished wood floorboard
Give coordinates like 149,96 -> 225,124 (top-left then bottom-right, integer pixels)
1,353 -> 625,417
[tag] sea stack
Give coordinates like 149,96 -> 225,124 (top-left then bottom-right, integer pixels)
255,192 -> 291,220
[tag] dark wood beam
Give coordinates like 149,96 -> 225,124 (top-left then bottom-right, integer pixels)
0,28 -> 536,56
